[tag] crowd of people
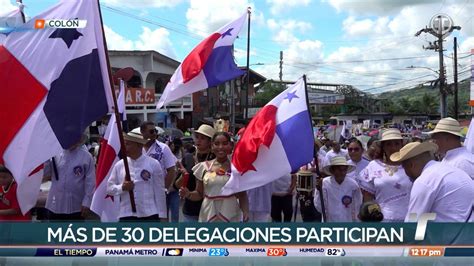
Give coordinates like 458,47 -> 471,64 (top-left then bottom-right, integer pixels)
0,117 -> 473,223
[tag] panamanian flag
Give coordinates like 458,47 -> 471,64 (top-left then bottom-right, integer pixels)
90,80 -> 125,222
156,12 -> 246,109
222,77 -> 314,195
0,0 -> 113,204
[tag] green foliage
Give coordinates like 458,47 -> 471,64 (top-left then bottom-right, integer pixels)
253,81 -> 285,107
377,79 -> 470,115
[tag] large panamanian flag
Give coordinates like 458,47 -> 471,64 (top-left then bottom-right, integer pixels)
156,12 -> 246,109
0,0 -> 113,200
221,77 -> 314,195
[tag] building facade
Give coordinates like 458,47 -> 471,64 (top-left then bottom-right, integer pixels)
108,50 -> 192,131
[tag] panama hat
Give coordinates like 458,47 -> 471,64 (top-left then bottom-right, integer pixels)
323,156 -> 355,175
123,131 -> 147,145
390,141 -> 438,163
194,124 -> 216,139
377,128 -> 403,142
427,117 -> 463,137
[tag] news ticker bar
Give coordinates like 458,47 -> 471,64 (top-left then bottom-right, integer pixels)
0,247 -> 473,257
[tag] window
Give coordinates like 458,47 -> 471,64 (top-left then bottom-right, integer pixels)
155,79 -> 165,94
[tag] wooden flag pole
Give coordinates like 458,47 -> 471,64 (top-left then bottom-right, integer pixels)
244,7 -> 251,120
97,0 -> 136,212
302,75 -> 326,222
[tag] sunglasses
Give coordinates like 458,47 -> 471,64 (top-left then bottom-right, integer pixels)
149,129 -> 157,134
348,148 -> 361,152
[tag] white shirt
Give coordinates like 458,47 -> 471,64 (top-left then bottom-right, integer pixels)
247,182 -> 273,213
442,146 -> 474,180
321,145 -> 331,153
347,158 -> 369,180
357,160 -> 412,222
405,160 -> 474,222
45,147 -> 95,214
144,140 -> 177,176
272,174 -> 292,195
107,154 -> 166,218
314,176 -> 362,222
318,149 -> 327,159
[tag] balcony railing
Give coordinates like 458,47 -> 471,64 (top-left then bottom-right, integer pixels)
155,93 -> 193,112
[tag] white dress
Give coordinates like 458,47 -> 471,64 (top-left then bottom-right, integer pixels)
357,160 -> 412,222
193,160 -> 241,222
314,176 -> 362,222
347,158 -> 369,180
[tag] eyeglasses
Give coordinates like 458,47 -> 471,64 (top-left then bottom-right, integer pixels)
348,148 -> 361,152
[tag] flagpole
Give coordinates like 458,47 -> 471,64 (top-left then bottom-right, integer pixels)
244,7 -> 251,120
97,0 -> 136,213
303,75 -> 327,222
17,0 -> 25,23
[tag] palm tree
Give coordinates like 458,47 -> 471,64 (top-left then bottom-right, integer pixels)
398,97 -> 412,113
420,93 -> 438,114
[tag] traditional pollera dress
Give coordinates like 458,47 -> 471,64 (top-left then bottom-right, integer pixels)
192,159 -> 241,222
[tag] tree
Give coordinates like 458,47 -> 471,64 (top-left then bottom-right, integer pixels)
398,97 -> 412,113
253,81 -> 285,107
420,93 -> 438,114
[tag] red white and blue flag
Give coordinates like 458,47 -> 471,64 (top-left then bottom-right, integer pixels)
0,0 -> 113,208
156,13 -> 246,109
90,82 -> 124,222
222,77 -> 314,195
90,113 -> 120,222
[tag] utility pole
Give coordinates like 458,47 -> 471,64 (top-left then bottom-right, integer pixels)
415,14 -> 461,118
453,37 -> 458,119
279,51 -> 283,81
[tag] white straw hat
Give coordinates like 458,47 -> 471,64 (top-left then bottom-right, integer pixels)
390,142 -> 438,162
194,124 -> 216,139
123,131 -> 147,144
377,128 -> 403,142
427,117 -> 463,137
323,156 -> 355,175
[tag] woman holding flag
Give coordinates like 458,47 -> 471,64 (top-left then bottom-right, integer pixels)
179,132 -> 249,222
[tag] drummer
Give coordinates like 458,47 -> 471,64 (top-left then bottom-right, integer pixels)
296,141 -> 324,222
314,156 -> 362,222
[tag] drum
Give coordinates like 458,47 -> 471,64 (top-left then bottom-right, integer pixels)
296,170 -> 314,192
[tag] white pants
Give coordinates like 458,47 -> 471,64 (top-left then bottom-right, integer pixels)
248,211 -> 270,222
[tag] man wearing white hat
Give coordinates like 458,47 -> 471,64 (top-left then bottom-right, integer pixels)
107,131 -> 166,221
391,142 -> 474,222
314,156 -> 362,222
429,117 -> 474,180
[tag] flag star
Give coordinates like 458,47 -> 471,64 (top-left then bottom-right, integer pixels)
49,28 -> 83,48
284,90 -> 299,103
221,28 -> 233,39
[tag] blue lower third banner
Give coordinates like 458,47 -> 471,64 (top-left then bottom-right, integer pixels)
0,246 -> 474,257
0,223 -> 473,246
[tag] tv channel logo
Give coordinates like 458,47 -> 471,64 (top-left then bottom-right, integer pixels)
34,19 -> 87,29
208,248 -> 229,257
